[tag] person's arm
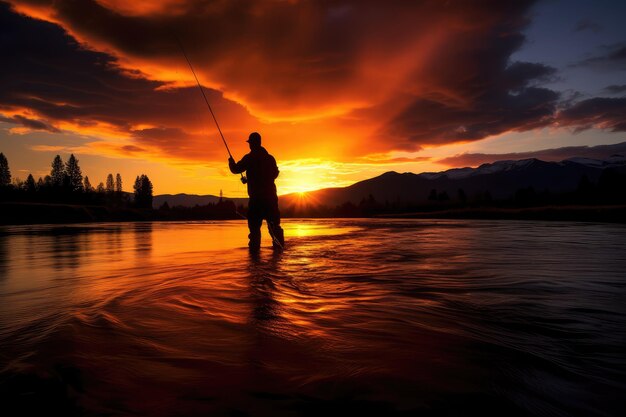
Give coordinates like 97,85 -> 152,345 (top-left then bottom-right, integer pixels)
270,155 -> 279,179
229,155 -> 248,174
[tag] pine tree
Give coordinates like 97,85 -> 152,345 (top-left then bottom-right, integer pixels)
84,176 -> 93,192
0,152 -> 11,187
106,174 -> 114,193
96,182 -> 105,193
24,174 -> 36,193
133,174 -> 153,208
65,154 -> 84,192
37,177 -> 44,190
143,175 -> 153,207
50,155 -> 65,187
133,175 -> 141,206
115,173 -> 122,193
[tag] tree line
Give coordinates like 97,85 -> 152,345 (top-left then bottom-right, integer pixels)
0,152 -> 153,208
282,170 -> 626,218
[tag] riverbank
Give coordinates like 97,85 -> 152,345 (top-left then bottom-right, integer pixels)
380,205 -> 626,223
0,201 -> 242,225
2,202 -> 625,225
0,202 -> 153,225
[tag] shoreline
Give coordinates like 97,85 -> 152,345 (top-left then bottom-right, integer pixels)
2,201 -> 625,225
377,204 -> 626,223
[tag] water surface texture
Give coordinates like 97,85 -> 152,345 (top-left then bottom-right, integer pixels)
1,219 -> 625,416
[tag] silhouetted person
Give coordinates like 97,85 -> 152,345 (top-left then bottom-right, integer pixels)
229,132 -> 285,251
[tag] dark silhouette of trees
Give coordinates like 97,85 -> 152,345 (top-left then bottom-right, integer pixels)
51,155 -> 65,187
358,194 -> 381,216
115,173 -> 122,193
0,153 -> 161,216
2,148 -> 623,223
155,198 -> 240,220
0,152 -> 10,187
84,176 -> 93,192
24,174 -> 36,193
65,154 -> 83,192
334,201 -> 359,217
106,174 -> 114,193
134,174 -> 153,208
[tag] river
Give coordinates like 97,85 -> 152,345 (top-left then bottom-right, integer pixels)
1,219 -> 625,416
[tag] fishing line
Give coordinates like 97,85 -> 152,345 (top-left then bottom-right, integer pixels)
175,37 -> 246,184
175,37 -> 283,250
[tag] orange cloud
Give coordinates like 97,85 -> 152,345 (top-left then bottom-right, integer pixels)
2,0 -> 625,185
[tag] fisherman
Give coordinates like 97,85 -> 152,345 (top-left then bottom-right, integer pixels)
229,132 -> 285,251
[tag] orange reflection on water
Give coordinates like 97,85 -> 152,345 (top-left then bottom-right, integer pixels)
282,220 -> 359,238
2,220 -> 625,416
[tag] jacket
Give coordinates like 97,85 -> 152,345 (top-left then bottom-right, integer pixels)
229,146 -> 279,199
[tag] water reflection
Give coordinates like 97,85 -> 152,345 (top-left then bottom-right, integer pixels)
248,250 -> 282,326
0,232 -> 7,281
0,220 -> 624,416
133,222 -> 153,257
101,224 -> 123,261
51,227 -> 83,270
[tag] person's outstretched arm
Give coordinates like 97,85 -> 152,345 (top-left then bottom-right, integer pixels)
229,155 -> 248,174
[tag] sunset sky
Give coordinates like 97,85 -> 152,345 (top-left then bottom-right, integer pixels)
1,0 -> 625,196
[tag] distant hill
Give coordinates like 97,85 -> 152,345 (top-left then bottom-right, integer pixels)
155,155 -> 626,209
153,193 -> 248,208
279,154 -> 626,207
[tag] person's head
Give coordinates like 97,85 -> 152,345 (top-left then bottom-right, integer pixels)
247,132 -> 261,149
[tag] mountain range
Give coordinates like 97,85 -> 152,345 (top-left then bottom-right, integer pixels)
154,154 -> 626,208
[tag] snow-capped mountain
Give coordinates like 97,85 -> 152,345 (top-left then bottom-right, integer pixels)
280,155 -> 626,206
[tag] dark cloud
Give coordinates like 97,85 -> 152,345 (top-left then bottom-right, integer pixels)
0,115 -> 60,132
121,145 -> 145,153
438,141 -> 626,167
382,87 -> 558,148
574,43 -> 626,71
503,62 -> 559,89
574,19 -> 602,34
2,0 -> 625,159
603,84 -> 626,94
7,0 -> 548,117
0,2 -> 255,158
556,97 -> 626,133
364,0 -> 568,148
131,127 -> 222,160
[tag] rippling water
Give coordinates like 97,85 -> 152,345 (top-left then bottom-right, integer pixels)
1,219 -> 625,416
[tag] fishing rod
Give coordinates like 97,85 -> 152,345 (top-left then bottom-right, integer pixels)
176,37 -> 247,184
176,37 -> 284,250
